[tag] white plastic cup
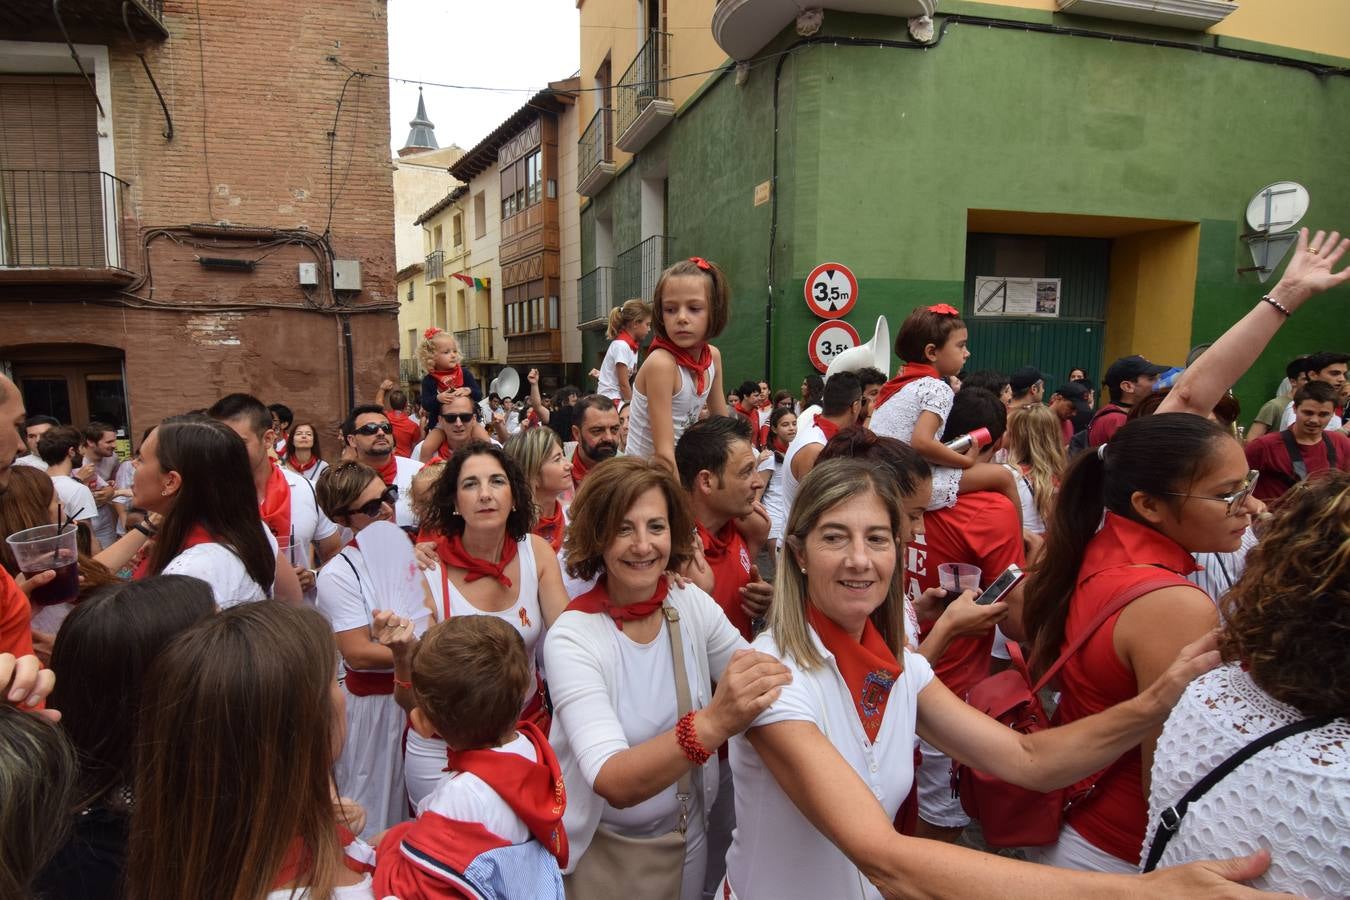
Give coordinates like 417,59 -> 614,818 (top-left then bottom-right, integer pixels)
938,562 -> 982,600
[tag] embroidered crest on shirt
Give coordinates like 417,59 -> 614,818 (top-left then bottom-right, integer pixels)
738,545 -> 751,574
860,669 -> 897,721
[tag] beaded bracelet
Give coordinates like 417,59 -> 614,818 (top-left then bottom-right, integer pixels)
1261,294 -> 1292,318
675,711 -> 711,766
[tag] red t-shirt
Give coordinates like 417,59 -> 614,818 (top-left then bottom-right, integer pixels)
1244,429 -> 1350,503
1060,417 -> 1074,446
907,492 -> 1024,702
0,568 -> 35,658
698,519 -> 754,640
386,409 -> 421,459
1086,404 -> 1129,448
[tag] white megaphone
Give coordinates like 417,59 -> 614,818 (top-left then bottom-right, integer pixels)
825,315 -> 890,380
494,366 -> 521,399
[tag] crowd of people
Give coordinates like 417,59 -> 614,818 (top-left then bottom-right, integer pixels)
1,227 -> 1347,899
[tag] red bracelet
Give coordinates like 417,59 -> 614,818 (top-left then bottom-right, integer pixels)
675,711 -> 711,766
393,677 -> 412,691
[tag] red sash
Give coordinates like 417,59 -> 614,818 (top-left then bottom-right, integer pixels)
259,463 -> 292,542
428,532 -> 517,589
344,667 -> 395,697
566,574 -> 669,631
807,604 -> 901,743
873,363 -> 942,412
649,337 -> 712,395
534,500 -> 565,553
432,367 -> 464,392
131,523 -> 213,580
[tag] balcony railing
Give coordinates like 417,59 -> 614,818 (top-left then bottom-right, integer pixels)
616,235 -> 673,305
0,0 -> 167,43
399,358 -> 421,385
615,31 -> 674,153
577,108 -> 617,197
455,325 -> 498,364
579,266 -> 616,326
0,169 -> 129,273
425,249 -> 444,282
506,330 -> 563,363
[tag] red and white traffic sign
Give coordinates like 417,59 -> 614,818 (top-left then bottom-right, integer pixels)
803,262 -> 858,319
807,320 -> 861,373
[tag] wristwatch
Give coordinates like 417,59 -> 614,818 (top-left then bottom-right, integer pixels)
133,521 -> 158,538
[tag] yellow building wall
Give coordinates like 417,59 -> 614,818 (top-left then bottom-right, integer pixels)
1104,224 -> 1201,368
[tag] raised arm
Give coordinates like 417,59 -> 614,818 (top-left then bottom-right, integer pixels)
1160,228 -> 1350,417
527,369 -> 550,424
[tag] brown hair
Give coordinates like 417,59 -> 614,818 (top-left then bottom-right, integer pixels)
0,706 -> 77,900
285,421 -> 324,467
127,603 -> 343,900
894,305 -> 966,364
562,456 -> 695,582
422,442 -> 535,540
650,257 -> 730,342
606,297 -> 652,341
1218,471 -> 1350,718
411,616 -> 532,750
315,461 -> 381,522
0,466 -> 116,590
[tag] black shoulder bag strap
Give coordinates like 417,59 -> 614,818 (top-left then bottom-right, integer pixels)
1280,428 -> 1310,482
1142,713 -> 1334,872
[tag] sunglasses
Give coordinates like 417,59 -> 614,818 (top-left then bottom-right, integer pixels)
442,412 -> 476,424
341,485 -> 399,518
353,422 -> 393,436
1160,469 -> 1260,517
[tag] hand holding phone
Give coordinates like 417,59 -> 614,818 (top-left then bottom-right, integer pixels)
974,564 -> 1023,605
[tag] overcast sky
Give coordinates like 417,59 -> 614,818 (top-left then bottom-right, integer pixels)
385,0 -> 582,154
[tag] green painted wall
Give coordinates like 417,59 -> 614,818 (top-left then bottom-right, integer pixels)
584,12 -> 1350,416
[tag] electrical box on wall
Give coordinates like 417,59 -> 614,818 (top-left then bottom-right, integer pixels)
298,262 -> 319,286
333,260 -> 362,292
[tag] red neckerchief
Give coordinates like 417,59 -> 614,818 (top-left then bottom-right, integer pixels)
649,337 -> 712,395
807,604 -> 901,743
617,330 -> 639,352
432,440 -> 454,463
272,824 -> 373,889
566,574 -> 669,631
734,402 -> 754,421
443,722 -> 569,868
132,523 -> 214,580
373,454 -> 398,486
428,531 -> 517,589
570,450 -> 593,487
285,453 -> 319,475
534,500 -> 565,553
432,367 -> 464,392
771,435 -> 790,455
695,519 -> 738,563
258,464 -> 292,543
816,416 -> 841,444
873,363 -> 942,412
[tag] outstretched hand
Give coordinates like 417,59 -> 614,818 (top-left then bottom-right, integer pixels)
1272,228 -> 1350,308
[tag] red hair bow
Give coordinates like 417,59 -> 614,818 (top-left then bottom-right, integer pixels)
927,303 -> 961,317
423,326 -> 443,339
689,256 -> 712,271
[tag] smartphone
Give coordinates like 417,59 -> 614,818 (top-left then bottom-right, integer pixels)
974,564 -> 1023,605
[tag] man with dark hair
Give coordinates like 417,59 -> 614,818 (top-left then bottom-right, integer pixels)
378,378 -> 423,458
342,403 -> 424,528
1246,380 -> 1350,503
855,366 -> 887,427
1008,366 -> 1045,411
79,421 -> 120,548
1047,382 -> 1088,446
960,370 -> 1011,408
905,386 -> 1021,845
37,426 -> 101,545
1087,354 -> 1170,448
524,370 -> 581,446
14,414 -> 60,471
568,394 -> 621,488
1277,350 -> 1348,433
782,371 -> 863,521
209,394 -> 337,600
268,403 -> 294,456
732,380 -> 763,448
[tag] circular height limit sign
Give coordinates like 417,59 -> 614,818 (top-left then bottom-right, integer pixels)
807,320 -> 861,373
803,262 -> 858,319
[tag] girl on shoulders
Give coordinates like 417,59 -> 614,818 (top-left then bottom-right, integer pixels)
626,258 -> 730,471
598,298 -> 651,405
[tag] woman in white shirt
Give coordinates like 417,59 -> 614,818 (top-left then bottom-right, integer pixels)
403,442 -> 568,806
757,406 -> 797,557
1145,472 -> 1350,897
544,456 -> 790,900
129,415 -> 277,608
596,298 -> 650,404
722,458 -> 1284,899
315,462 -> 436,836
127,602 -> 381,900
283,422 -> 330,485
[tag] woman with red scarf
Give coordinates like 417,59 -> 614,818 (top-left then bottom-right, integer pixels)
718,458 -> 1272,899
284,422 -> 330,485
503,427 -> 573,554
403,442 -> 568,807
757,406 -> 797,564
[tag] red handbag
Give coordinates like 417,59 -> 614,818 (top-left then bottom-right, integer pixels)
952,576 -> 1179,848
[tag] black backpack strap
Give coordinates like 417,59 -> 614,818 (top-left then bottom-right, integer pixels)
1142,714 -> 1334,872
1327,432 -> 1338,467
1280,428 -> 1309,482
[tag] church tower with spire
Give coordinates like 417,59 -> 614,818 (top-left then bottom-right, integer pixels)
398,87 -> 439,157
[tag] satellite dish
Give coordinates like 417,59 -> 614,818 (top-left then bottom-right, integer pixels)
495,367 -> 521,400
1245,181 -> 1309,234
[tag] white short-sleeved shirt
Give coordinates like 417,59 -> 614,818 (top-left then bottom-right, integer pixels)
282,467 -> 339,567
50,474 -> 98,522
13,454 -> 47,471
725,627 -> 934,900
597,338 -> 639,403
391,455 -> 424,528
417,730 -> 538,843
162,527 -> 279,609
758,452 -> 786,542
315,540 -> 434,663
871,377 -> 961,510
1279,400 -> 1343,432
780,421 -> 829,529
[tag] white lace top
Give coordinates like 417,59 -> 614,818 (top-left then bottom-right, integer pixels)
870,376 -> 960,510
1145,664 -> 1349,898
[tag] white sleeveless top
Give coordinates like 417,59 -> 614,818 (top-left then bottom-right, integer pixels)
625,360 -> 715,460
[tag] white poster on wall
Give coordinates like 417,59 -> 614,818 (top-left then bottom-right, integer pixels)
973,277 -> 1062,318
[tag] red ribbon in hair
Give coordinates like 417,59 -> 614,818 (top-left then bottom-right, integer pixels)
566,574 -> 669,630
423,326 -> 443,339
689,256 -> 712,271
428,531 -> 518,589
927,303 -> 961,317
649,337 -> 712,395
872,362 -> 943,413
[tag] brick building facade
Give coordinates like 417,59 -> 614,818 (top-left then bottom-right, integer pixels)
0,0 -> 398,446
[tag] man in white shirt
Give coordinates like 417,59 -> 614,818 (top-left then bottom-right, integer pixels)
781,372 -> 864,522
343,404 -> 424,529
13,415 -> 59,470
80,422 -> 120,549
37,426 -> 101,549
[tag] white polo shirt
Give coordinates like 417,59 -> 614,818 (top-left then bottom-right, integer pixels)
391,455 -> 424,528
779,420 -> 829,529
50,474 -> 98,523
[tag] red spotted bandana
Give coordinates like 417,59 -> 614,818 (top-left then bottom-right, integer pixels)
443,721 -> 569,868
534,500 -> 565,553
566,574 -> 669,630
617,330 -> 639,352
873,363 -> 942,413
649,337 -> 712,395
431,367 -> 464,393
429,532 -> 518,589
807,604 -> 901,743
259,464 -> 292,543
132,523 -> 214,580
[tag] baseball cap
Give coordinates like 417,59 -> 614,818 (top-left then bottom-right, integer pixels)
1052,382 -> 1089,401
1009,366 -> 1045,394
1104,355 -> 1170,388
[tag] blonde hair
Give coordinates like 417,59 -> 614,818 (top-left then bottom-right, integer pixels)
768,459 -> 908,670
504,428 -> 562,512
410,462 -> 445,524
315,461 -> 381,521
1004,404 -> 1066,525
606,298 -> 651,341
416,329 -> 458,374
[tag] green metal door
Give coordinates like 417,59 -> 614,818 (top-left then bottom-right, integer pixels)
962,234 -> 1109,386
